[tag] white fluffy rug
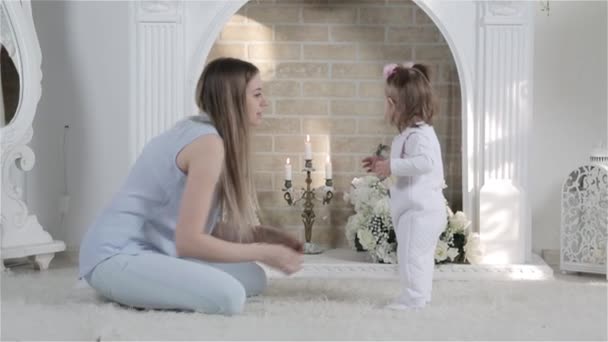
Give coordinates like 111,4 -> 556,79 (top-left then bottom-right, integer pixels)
1,266 -> 606,341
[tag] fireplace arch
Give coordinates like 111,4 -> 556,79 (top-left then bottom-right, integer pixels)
130,0 -> 535,264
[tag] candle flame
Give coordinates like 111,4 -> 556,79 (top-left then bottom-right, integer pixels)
326,155 -> 330,163
306,134 -> 310,143
286,158 -> 290,165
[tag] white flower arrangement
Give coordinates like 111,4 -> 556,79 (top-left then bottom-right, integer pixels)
344,175 -> 482,264
344,175 -> 398,263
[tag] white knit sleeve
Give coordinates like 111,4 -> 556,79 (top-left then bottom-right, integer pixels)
390,132 -> 434,176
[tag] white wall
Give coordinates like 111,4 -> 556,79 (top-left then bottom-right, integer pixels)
531,0 -> 607,254
25,0 -> 606,255
29,1 -> 131,250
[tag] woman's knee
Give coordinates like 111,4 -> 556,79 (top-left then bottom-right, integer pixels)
200,281 -> 247,315
193,263 -> 266,313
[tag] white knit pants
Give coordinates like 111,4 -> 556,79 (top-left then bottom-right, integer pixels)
394,209 -> 446,306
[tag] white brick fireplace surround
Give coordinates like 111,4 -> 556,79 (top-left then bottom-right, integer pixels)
130,1 -> 537,268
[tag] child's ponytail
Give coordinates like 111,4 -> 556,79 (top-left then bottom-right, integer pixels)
412,64 -> 431,83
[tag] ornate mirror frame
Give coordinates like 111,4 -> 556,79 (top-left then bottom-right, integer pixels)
1,0 -> 65,270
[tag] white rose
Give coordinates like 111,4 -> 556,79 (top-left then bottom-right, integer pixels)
380,175 -> 394,188
386,252 -> 398,264
435,240 -> 449,262
464,233 -> 483,264
373,197 -> 391,216
357,229 -> 377,250
374,242 -> 397,264
345,214 -> 367,248
345,216 -> 359,248
358,175 -> 377,188
446,247 -> 460,261
448,211 -> 470,234
353,188 -> 370,212
375,243 -> 387,260
351,177 -> 363,188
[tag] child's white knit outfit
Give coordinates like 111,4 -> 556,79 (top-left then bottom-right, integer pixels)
387,122 -> 446,310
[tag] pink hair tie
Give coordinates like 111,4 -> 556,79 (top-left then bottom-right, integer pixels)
383,63 -> 398,80
383,61 -> 417,80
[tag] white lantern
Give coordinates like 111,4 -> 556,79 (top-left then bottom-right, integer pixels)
560,145 -> 608,277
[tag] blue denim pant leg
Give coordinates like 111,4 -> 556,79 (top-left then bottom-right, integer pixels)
86,253 -> 267,315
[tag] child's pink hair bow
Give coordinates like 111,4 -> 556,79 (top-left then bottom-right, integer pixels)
383,61 -> 415,80
383,63 -> 399,80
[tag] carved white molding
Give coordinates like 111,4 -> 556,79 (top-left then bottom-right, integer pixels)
479,26 -> 530,183
136,0 -> 181,22
0,4 -> 18,61
130,0 -> 185,161
140,1 -> 177,14
488,3 -> 520,16
1,0 -> 65,270
476,1 -> 534,263
483,1 -> 527,24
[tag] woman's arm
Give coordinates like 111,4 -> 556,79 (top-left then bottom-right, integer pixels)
253,225 -> 304,253
212,222 -> 303,253
173,135 -> 264,263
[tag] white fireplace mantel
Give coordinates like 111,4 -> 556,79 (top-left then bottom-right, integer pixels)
129,0 -> 535,264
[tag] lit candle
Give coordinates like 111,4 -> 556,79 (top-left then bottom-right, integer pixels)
325,155 -> 332,179
285,158 -> 292,180
304,134 -> 312,160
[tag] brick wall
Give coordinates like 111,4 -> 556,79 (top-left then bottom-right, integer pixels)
207,0 -> 462,248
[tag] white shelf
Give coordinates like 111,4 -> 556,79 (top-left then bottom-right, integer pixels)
262,248 -> 554,281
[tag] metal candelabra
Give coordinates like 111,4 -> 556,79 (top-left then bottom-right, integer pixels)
282,159 -> 334,254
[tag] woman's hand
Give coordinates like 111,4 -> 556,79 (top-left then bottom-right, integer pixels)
254,225 -> 304,253
257,243 -> 303,275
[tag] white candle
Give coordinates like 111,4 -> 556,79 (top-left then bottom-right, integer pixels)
285,158 -> 292,180
325,155 -> 332,179
304,134 -> 312,160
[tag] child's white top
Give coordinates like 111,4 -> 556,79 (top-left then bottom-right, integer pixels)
389,122 -> 445,218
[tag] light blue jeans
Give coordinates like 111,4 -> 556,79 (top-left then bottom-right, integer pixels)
85,253 -> 267,315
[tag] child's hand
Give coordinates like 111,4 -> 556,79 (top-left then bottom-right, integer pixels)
371,159 -> 391,179
361,156 -> 383,172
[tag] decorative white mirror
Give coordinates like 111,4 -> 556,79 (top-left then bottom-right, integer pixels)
1,0 -> 64,270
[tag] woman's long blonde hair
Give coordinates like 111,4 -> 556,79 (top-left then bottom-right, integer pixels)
195,57 -> 260,240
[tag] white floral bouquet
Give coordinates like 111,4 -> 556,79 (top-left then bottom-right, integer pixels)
344,175 -> 482,264
436,206 -> 482,264
344,175 -> 397,263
